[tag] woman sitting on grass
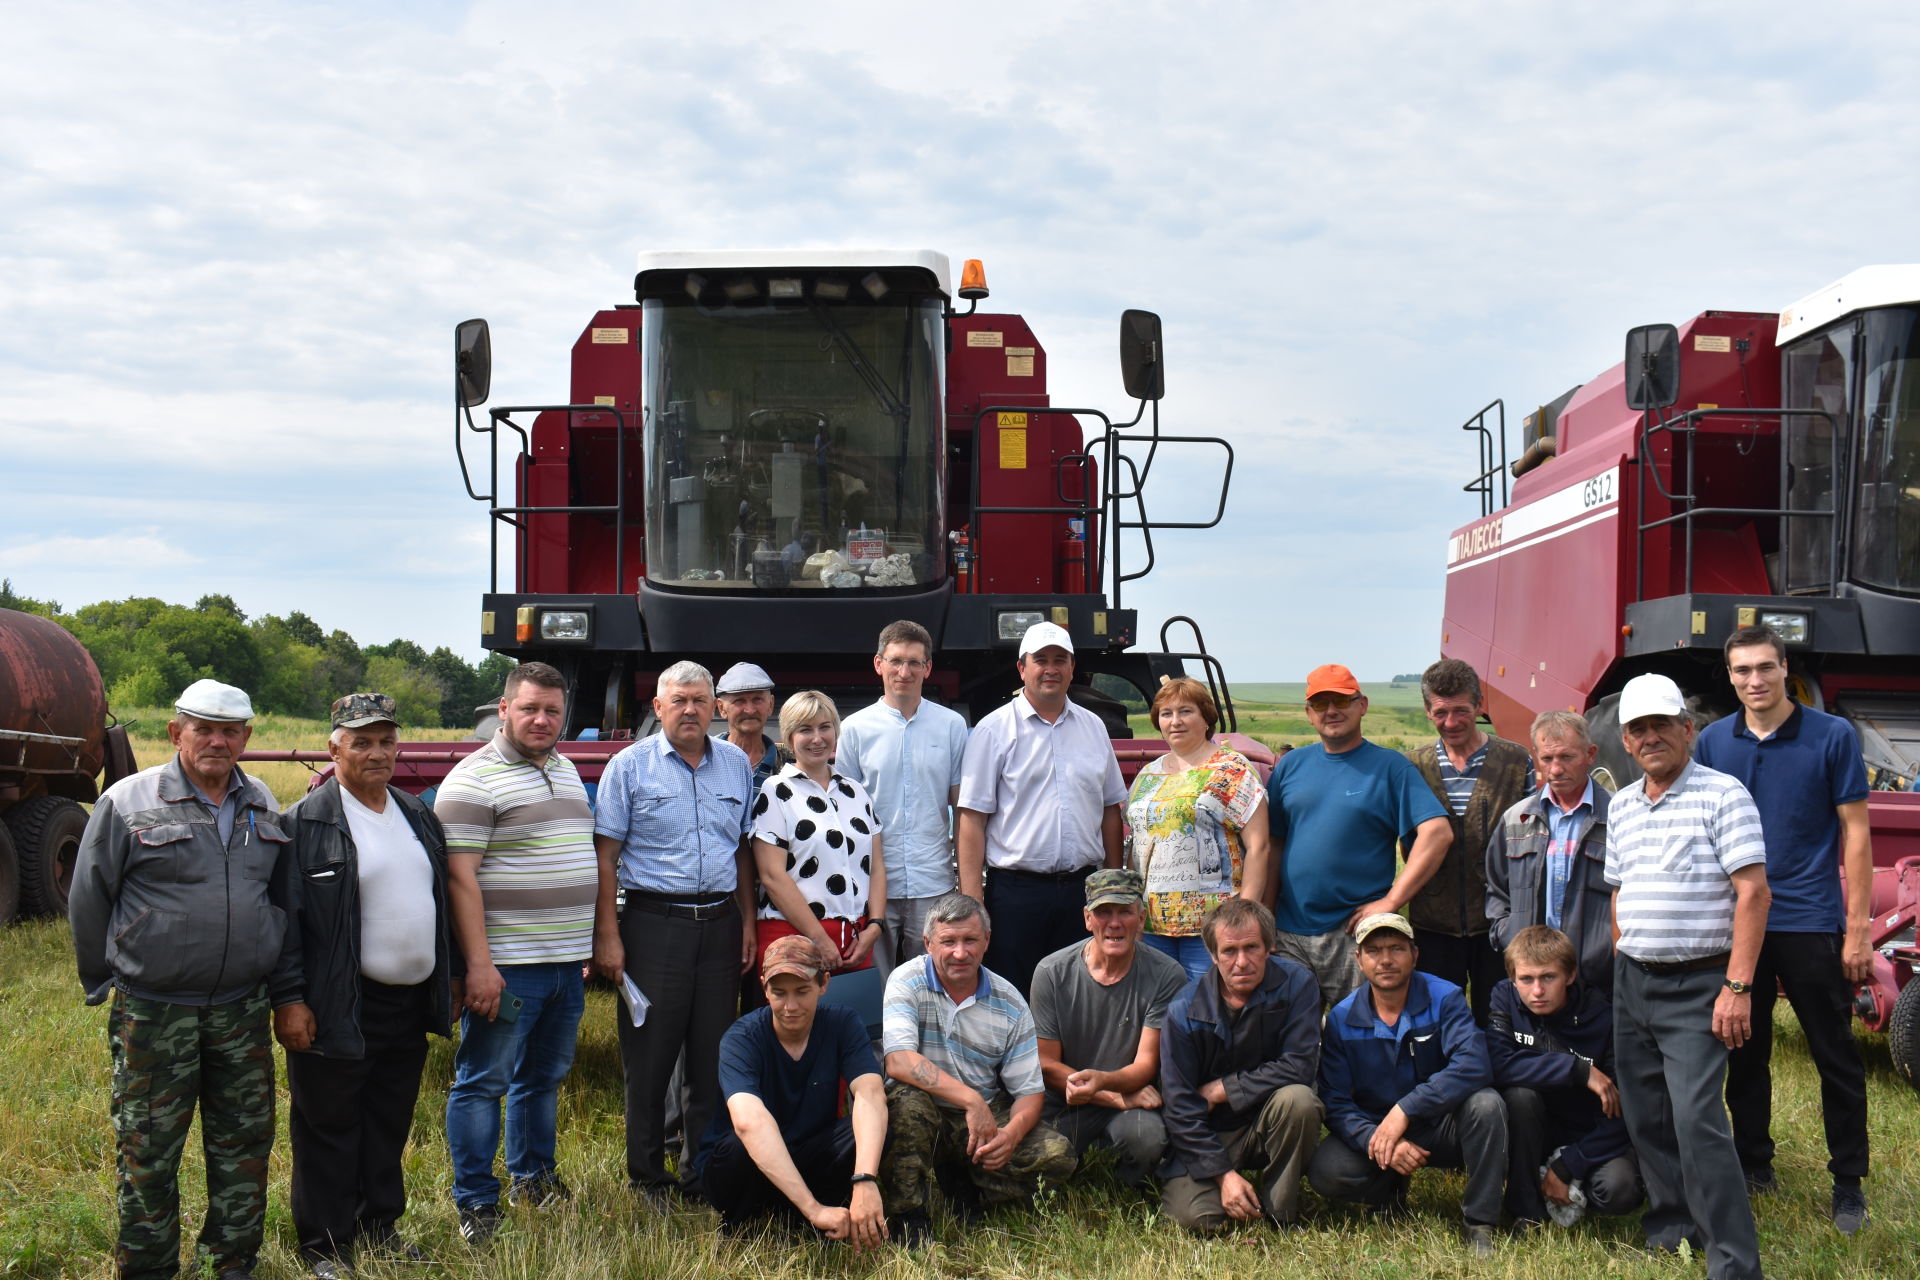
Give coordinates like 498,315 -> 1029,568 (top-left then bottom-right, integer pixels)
750,690 -> 887,975
1124,677 -> 1271,982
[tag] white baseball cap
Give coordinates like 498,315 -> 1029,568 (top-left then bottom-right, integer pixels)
1018,621 -> 1075,658
175,679 -> 255,723
1617,672 -> 1686,725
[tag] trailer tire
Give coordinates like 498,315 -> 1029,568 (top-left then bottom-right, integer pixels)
7,795 -> 87,918
1891,978 -> 1920,1092
0,823 -> 19,926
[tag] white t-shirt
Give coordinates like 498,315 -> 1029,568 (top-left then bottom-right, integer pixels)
341,788 -> 438,986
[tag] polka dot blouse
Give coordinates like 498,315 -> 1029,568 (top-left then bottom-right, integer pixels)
750,763 -> 883,924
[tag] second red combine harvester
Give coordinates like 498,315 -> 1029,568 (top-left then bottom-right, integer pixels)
1440,264 -> 1920,1057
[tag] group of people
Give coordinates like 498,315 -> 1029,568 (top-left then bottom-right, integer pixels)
67,619 -> 1871,1280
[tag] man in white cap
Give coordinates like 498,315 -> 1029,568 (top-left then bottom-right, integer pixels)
714,661 -> 782,794
70,678 -> 300,1280
1604,672 -> 1769,1280
957,621 -> 1126,995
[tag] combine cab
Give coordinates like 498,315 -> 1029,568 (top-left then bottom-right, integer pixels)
1440,264 -> 1920,1035
248,251 -> 1267,802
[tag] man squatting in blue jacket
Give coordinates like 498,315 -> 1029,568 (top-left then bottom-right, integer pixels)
1308,912 -> 1508,1255
1486,925 -> 1642,1227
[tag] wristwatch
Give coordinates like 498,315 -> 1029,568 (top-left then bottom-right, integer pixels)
1724,978 -> 1751,995
850,1173 -> 879,1186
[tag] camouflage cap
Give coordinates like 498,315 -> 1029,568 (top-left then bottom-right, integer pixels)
331,692 -> 399,730
760,933 -> 827,984
1084,867 -> 1146,908
1353,911 -> 1416,947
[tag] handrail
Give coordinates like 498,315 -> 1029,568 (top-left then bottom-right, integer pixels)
1158,616 -> 1238,734
1633,406 -> 1842,601
1460,400 -> 1507,517
456,403 -> 632,594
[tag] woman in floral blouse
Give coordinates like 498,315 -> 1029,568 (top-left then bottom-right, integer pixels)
1124,676 -> 1271,982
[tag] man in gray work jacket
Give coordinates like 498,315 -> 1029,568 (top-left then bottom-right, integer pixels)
70,679 -> 300,1280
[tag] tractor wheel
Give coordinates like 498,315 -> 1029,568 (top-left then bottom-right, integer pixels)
1890,977 -> 1920,1092
7,795 -> 88,917
0,823 -> 19,926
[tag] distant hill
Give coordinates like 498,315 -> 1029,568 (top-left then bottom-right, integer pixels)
1229,682 -> 1430,709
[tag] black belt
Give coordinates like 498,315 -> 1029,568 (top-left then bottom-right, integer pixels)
1629,951 -> 1729,976
627,890 -> 735,921
991,865 -> 1097,884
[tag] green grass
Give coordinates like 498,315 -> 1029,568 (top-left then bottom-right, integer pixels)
1134,685 -> 1436,755
3,918 -> 1912,1279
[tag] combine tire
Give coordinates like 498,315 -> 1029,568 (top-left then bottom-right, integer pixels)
1891,979 -> 1920,1092
0,823 -> 19,926
7,795 -> 87,917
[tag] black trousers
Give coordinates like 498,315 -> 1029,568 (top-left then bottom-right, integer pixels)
1726,930 -> 1869,1179
698,1116 -> 857,1227
618,898 -> 742,1188
1413,928 -> 1504,1025
286,979 -> 432,1261
1501,1086 -> 1643,1223
984,866 -> 1094,997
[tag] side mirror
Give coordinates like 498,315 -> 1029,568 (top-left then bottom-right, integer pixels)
456,318 -> 492,408
1119,309 -> 1166,402
1623,323 -> 1679,411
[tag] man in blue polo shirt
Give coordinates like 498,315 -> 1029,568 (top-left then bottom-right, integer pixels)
1265,663 -> 1452,1006
1693,625 -> 1871,1235
592,660 -> 757,1205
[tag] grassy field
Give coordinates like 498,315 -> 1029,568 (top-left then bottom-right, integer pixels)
3,909 -> 1911,1279
1134,683 -> 1436,754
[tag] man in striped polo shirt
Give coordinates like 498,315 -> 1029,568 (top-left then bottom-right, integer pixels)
435,662 -> 599,1245
1604,673 -> 1770,1280
879,893 -> 1075,1247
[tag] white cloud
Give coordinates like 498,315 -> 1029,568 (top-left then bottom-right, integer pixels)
0,530 -> 196,572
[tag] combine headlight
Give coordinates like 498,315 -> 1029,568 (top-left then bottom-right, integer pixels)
995,609 -> 1046,641
768,278 -> 803,300
540,610 -> 592,642
1758,610 -> 1811,645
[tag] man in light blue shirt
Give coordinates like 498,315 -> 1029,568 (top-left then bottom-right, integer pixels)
837,620 -> 970,972
1485,710 -> 1615,997
592,660 -> 756,1202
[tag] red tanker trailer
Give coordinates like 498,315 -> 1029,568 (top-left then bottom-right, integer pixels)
0,607 -> 136,921
1439,265 -> 1920,1063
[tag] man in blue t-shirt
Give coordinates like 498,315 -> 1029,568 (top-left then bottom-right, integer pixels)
1693,625 -> 1871,1235
691,935 -> 888,1246
1265,664 -> 1452,1006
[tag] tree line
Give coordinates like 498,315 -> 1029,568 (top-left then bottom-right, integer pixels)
0,581 -> 514,729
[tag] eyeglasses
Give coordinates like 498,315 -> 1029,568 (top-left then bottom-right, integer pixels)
1307,694 -> 1358,711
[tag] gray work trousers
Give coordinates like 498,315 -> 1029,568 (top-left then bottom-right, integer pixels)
1613,956 -> 1762,1280
1307,1087 -> 1508,1226
1161,1083 -> 1323,1231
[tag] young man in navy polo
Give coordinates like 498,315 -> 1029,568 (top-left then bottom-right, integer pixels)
1693,624 -> 1871,1234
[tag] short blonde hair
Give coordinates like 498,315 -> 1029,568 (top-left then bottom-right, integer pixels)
777,689 -> 839,742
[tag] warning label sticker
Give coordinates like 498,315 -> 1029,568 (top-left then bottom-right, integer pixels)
1007,356 -> 1035,377
591,327 -> 629,344
1694,334 -> 1732,353
998,412 -> 1028,469
968,331 -> 1004,347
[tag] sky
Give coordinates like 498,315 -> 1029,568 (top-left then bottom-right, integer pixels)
5,0 -> 1918,684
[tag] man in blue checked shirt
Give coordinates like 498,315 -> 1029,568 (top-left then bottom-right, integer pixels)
836,621 -> 970,973
592,660 -> 757,1206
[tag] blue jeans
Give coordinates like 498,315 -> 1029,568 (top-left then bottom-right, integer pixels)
1140,933 -> 1214,984
445,961 -> 585,1209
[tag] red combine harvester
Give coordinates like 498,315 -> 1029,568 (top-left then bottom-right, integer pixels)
248,249 -> 1265,794
1440,265 -> 1920,1064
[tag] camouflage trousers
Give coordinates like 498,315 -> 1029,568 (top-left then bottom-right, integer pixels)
880,1084 -> 1076,1215
109,989 -> 273,1280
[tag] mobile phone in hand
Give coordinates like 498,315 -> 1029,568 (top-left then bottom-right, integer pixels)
495,990 -> 524,1024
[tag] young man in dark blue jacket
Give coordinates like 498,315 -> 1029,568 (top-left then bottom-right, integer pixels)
1486,926 -> 1641,1228
1158,899 -> 1324,1232
1308,912 -> 1507,1255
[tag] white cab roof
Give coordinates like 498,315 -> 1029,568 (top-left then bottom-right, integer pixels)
634,249 -> 952,298
1777,264 -> 1920,344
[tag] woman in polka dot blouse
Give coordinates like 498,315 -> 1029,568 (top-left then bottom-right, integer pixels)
749,690 -> 888,975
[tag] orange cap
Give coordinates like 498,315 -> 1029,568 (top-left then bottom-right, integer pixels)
1304,663 -> 1362,699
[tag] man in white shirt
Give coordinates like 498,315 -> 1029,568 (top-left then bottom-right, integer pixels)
276,694 -> 458,1278
836,620 -> 970,972
956,622 -> 1125,995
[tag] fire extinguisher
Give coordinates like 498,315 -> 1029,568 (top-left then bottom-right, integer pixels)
1059,517 -> 1087,595
950,528 -> 973,594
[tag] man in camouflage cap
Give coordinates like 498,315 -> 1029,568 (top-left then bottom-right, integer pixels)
70,678 -> 300,1279
1029,869 -> 1187,1187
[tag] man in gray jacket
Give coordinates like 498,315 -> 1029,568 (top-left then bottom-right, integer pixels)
1485,710 -> 1616,996
70,679 -> 300,1280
